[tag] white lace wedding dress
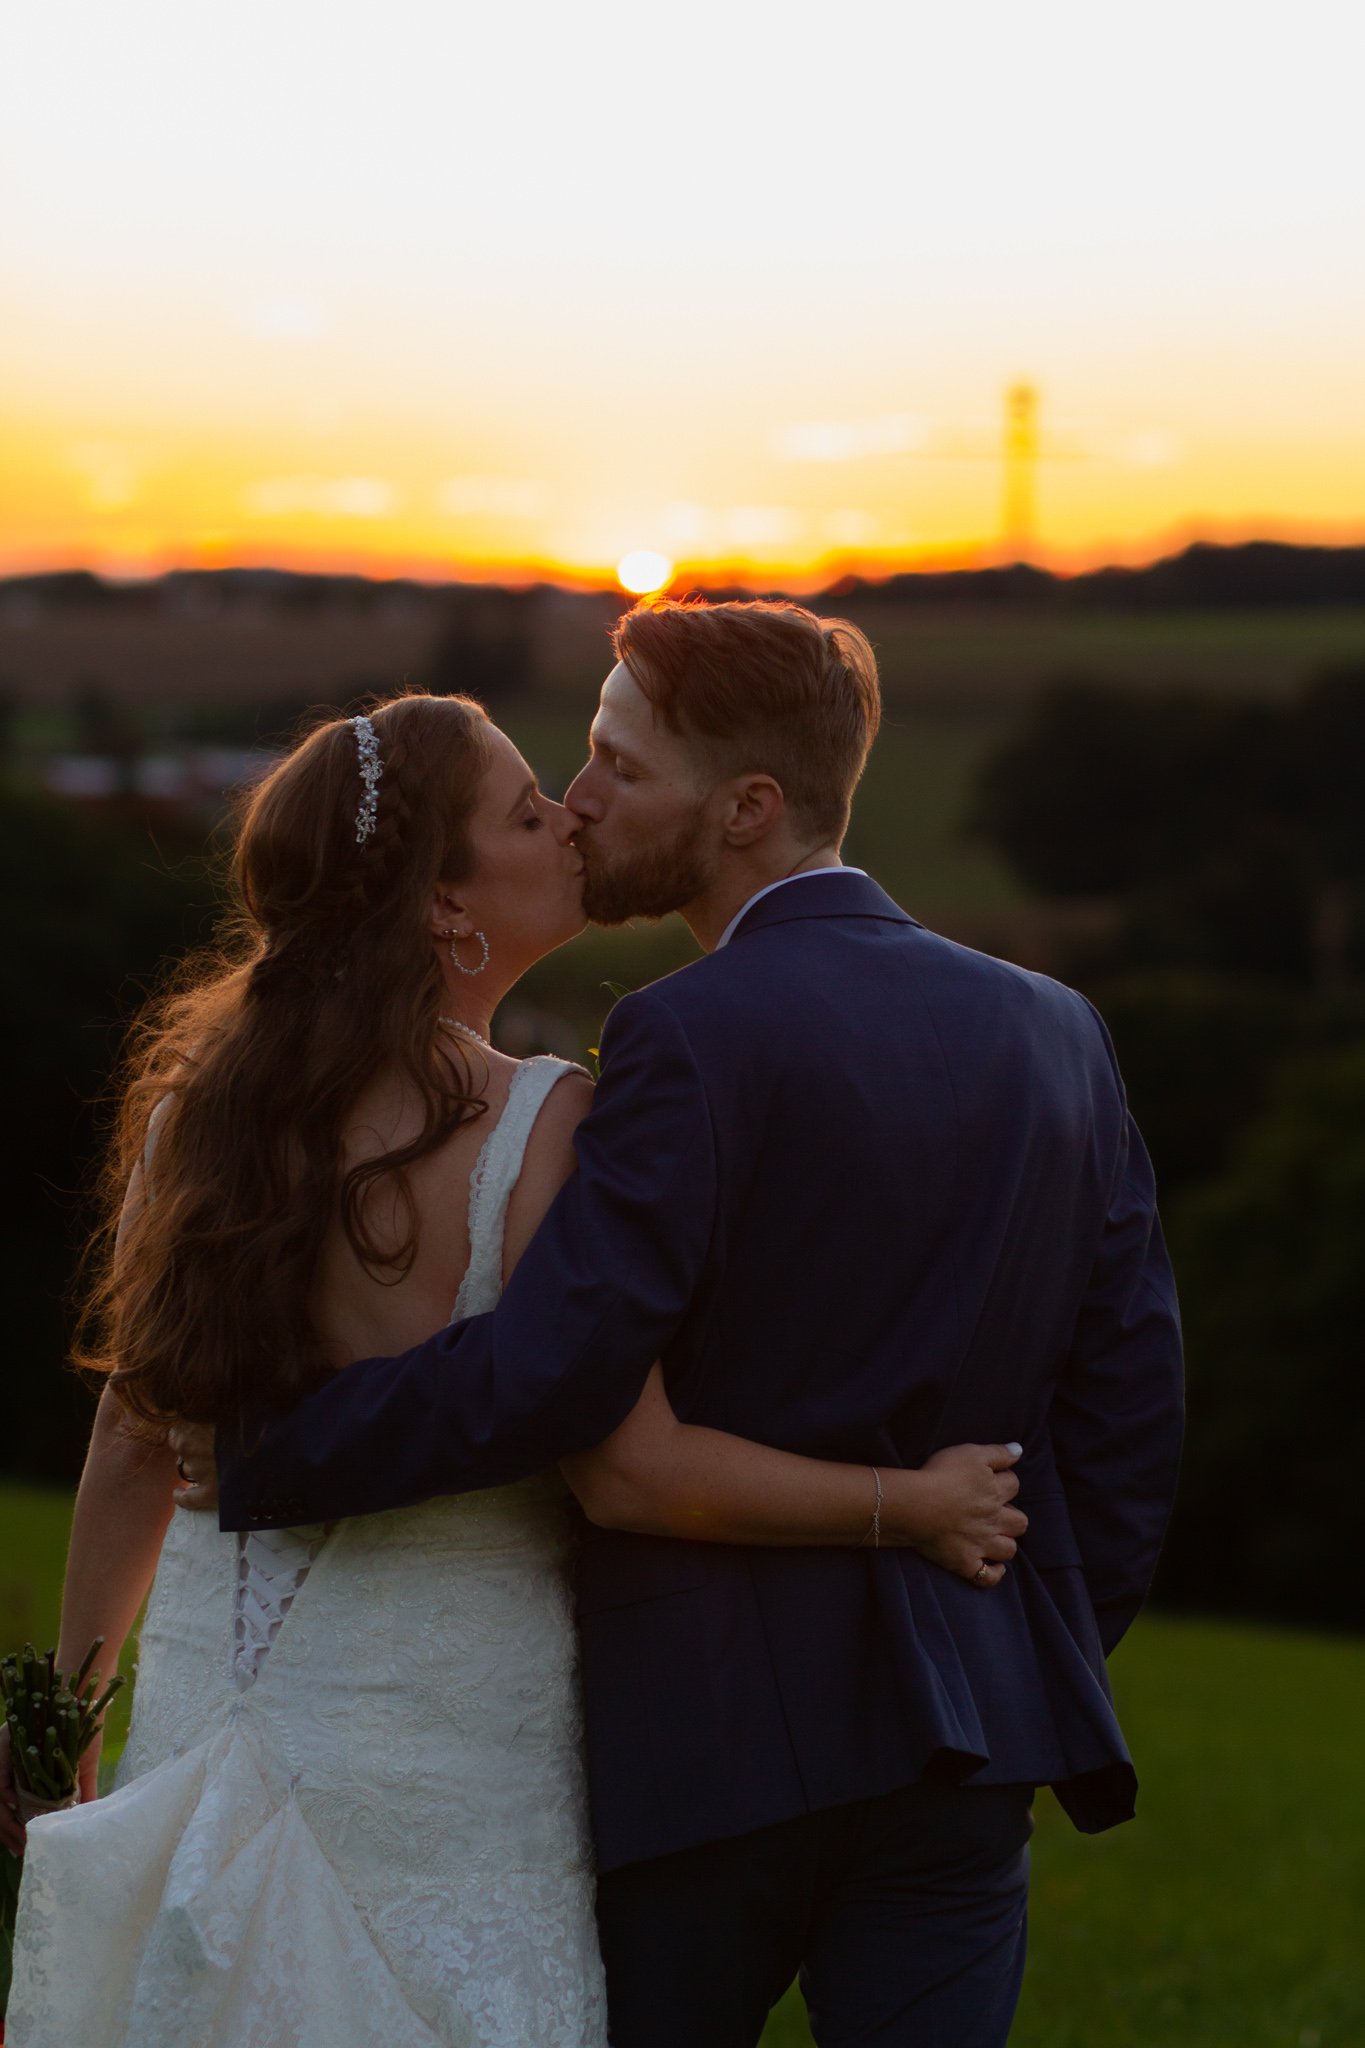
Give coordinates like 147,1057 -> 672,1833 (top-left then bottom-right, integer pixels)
9,1057 -> 609,2048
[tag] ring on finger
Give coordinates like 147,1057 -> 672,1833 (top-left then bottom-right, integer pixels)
972,1562 -> 990,1585
177,1457 -> 189,1482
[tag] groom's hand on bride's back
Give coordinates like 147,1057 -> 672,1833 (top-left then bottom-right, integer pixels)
882,1443 -> 1028,1589
168,1421 -> 219,1512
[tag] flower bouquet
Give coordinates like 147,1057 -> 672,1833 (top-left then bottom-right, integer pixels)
0,1641 -> 124,2027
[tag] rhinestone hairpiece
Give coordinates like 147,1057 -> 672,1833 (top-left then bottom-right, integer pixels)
352,714 -> 382,843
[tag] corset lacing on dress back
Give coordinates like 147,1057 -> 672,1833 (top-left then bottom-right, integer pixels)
8,1054 -> 610,2048
228,1053 -> 577,1694
232,1525 -> 331,1692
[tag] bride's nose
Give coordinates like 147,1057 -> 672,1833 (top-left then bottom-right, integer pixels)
544,796 -> 576,845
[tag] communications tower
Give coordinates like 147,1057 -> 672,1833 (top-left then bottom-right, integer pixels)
1002,382 -> 1040,561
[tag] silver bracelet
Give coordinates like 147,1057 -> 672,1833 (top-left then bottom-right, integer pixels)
867,1465 -> 882,1549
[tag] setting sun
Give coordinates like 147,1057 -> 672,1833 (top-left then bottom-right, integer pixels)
1,3 -> 1363,585
617,550 -> 674,596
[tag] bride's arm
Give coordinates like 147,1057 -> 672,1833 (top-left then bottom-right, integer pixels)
52,1386 -> 179,1800
60,1157 -> 179,1675
3,1151 -> 181,1848
57,1386 -> 178,1675
0,1387 -> 177,1843
561,1368 -> 1025,1584
36,1161 -> 180,1816
505,1076 -> 1025,1587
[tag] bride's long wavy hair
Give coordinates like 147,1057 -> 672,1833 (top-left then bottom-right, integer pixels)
76,689 -> 495,1436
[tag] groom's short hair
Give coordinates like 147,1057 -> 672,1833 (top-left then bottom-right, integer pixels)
613,598 -> 881,841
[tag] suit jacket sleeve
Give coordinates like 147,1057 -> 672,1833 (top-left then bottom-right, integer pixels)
1050,1011 -> 1185,1656
216,990 -> 717,1531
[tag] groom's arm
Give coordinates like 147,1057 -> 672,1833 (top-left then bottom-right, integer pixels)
216,992 -> 716,1531
1050,1014 -> 1184,1656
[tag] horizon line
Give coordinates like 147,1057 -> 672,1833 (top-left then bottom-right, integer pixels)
4,517 -> 1365,599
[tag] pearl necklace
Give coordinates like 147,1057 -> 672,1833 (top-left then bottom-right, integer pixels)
439,1015 -> 492,1051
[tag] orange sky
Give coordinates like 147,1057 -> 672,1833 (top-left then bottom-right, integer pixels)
3,1 -> 1363,588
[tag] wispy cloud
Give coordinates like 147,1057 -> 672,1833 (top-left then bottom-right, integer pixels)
436,477 -> 551,520
237,299 -> 327,341
821,509 -> 880,549
1113,429 -> 1183,471
720,506 -> 803,550
661,502 -> 709,548
68,441 -> 143,511
774,415 -> 929,463
242,477 -> 397,518
778,412 -> 1185,473
658,503 -> 804,553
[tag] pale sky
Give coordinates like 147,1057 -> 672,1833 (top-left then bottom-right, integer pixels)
2,0 -> 1363,582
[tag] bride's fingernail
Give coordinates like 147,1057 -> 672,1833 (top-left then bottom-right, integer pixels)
1006,1442 -> 1023,1457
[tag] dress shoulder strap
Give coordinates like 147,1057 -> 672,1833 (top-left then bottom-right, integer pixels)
451,1057 -> 587,1321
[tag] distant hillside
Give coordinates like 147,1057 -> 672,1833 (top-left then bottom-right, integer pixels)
843,539 -> 1365,611
2,545 -> 1364,718
3,539 -> 1365,619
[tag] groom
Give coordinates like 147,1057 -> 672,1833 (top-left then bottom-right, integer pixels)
215,598 -> 1183,2047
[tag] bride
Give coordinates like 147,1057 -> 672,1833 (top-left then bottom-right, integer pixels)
2,690 -> 1024,2047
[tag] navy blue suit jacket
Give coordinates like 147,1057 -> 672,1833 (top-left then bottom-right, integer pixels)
219,872 -> 1183,1870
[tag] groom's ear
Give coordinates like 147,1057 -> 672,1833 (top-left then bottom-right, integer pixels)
720,775 -> 785,849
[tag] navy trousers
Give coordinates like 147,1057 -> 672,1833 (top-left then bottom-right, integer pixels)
595,1779 -> 1034,2048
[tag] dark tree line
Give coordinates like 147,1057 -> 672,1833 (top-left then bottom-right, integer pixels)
1,791 -> 215,1478
971,663 -> 1365,1628
973,665 -> 1365,984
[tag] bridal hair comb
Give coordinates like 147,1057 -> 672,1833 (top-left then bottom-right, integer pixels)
351,714 -> 383,843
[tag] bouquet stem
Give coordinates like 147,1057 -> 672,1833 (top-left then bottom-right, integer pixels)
0,1639 -> 124,2024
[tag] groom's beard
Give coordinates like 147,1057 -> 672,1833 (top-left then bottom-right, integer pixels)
577,807 -> 716,926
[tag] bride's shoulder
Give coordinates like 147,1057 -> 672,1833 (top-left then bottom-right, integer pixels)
501,1062 -> 594,1266
515,1058 -> 595,1146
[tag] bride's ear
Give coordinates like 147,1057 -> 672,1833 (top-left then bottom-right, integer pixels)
430,885 -> 471,941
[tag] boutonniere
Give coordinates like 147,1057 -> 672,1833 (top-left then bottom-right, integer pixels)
587,982 -> 632,1080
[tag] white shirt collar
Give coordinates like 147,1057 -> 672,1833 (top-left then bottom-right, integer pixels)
714,867 -> 868,952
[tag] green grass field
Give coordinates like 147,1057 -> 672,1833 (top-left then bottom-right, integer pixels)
477,693 -> 1000,883
505,701 -> 1022,919
8,603 -> 1365,730
844,603 -> 1365,708
3,1482 -> 1361,2044
0,1483 -> 137,1759
762,1615 -> 1365,2048
12,604 -> 1364,1024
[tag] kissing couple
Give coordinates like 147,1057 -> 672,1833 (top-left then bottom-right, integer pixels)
4,598 -> 1182,2047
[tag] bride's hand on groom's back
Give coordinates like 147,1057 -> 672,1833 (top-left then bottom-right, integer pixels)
881,1444 -> 1028,1589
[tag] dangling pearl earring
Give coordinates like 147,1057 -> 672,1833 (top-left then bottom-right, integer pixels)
449,929 -> 490,977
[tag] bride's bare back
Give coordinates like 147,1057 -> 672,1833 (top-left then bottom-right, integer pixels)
7,1048 -> 613,2048
308,1040 -> 594,1368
